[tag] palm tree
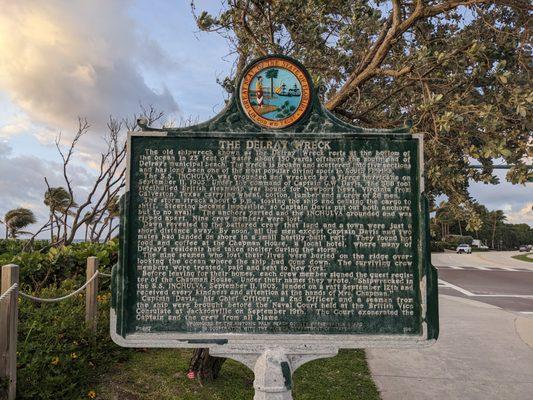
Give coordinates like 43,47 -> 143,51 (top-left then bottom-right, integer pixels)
435,201 -> 453,240
44,187 -> 76,242
83,211 -> 96,242
105,196 -> 120,241
4,208 -> 36,238
265,69 -> 279,97
488,210 -> 506,249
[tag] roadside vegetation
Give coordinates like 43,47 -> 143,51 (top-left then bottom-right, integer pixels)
512,253 -> 533,263
431,202 -> 533,252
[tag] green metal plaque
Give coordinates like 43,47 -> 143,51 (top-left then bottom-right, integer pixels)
111,55 -> 438,348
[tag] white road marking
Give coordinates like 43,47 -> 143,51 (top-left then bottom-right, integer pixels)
438,265 -> 532,272
519,312 -> 533,315
438,279 -> 475,296
438,279 -> 533,298
475,294 -> 533,298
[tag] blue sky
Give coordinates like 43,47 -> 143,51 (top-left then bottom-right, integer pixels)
0,0 -> 531,234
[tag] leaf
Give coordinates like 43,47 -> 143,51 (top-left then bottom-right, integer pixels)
500,148 -> 512,157
498,74 -> 507,84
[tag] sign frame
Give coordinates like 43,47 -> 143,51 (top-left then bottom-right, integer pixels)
111,129 -> 439,350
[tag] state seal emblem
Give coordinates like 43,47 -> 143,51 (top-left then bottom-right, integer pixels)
239,56 -> 312,129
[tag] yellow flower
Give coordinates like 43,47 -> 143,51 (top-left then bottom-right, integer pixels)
88,390 -> 96,399
70,352 -> 78,359
51,357 -> 60,365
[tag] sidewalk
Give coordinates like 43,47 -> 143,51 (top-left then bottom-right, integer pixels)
367,295 -> 533,400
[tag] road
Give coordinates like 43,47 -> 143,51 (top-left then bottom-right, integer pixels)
367,251 -> 533,400
432,251 -> 533,315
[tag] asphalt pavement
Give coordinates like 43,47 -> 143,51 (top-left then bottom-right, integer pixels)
367,251 -> 533,400
433,251 -> 533,315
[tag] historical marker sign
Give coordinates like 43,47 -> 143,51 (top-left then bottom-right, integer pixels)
111,56 -> 438,397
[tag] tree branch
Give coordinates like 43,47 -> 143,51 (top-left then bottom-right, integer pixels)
376,66 -> 412,77
325,0 -> 493,112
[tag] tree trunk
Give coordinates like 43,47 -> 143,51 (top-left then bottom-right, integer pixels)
492,218 -> 496,250
458,220 -> 462,236
188,348 -> 226,380
54,214 -> 61,242
63,213 -> 68,243
107,219 -> 113,242
50,213 -> 54,242
492,218 -> 497,250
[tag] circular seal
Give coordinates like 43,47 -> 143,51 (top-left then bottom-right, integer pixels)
239,57 -> 312,129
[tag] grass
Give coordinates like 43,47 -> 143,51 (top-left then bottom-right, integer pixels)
96,348 -> 380,400
512,253 -> 533,263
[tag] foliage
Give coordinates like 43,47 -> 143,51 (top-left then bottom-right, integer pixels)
432,202 -> 533,250
16,284 -> 130,399
0,240 -> 117,290
0,240 -> 127,399
44,186 -> 76,213
44,186 -> 77,242
430,241 -> 446,252
444,235 -> 474,245
192,0 -> 532,226
0,239 -> 48,255
3,208 -> 36,238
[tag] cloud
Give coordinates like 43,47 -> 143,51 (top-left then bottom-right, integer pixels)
0,140 -> 95,231
0,115 -> 32,138
0,0 -> 179,146
469,170 -> 532,224
505,203 -> 533,226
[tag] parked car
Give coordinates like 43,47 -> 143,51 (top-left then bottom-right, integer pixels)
456,244 -> 472,254
519,245 -> 529,252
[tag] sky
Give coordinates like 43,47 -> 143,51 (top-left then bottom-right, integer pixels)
0,0 -> 531,236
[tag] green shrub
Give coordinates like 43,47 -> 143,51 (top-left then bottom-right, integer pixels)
1,240 -> 117,290
0,239 -> 49,255
430,241 -> 446,252
17,282 -> 130,399
443,235 -> 473,245
0,241 -> 123,398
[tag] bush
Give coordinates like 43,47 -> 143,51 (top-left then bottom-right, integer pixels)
0,240 -> 117,290
444,235 -> 473,245
441,241 -> 458,250
16,282 -> 130,399
0,240 -> 125,399
430,241 -> 446,252
0,239 -> 49,255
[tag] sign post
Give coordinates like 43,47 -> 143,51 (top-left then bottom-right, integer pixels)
111,55 -> 438,399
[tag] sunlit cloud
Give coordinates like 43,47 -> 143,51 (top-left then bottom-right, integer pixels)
505,203 -> 533,225
0,0 -> 179,147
